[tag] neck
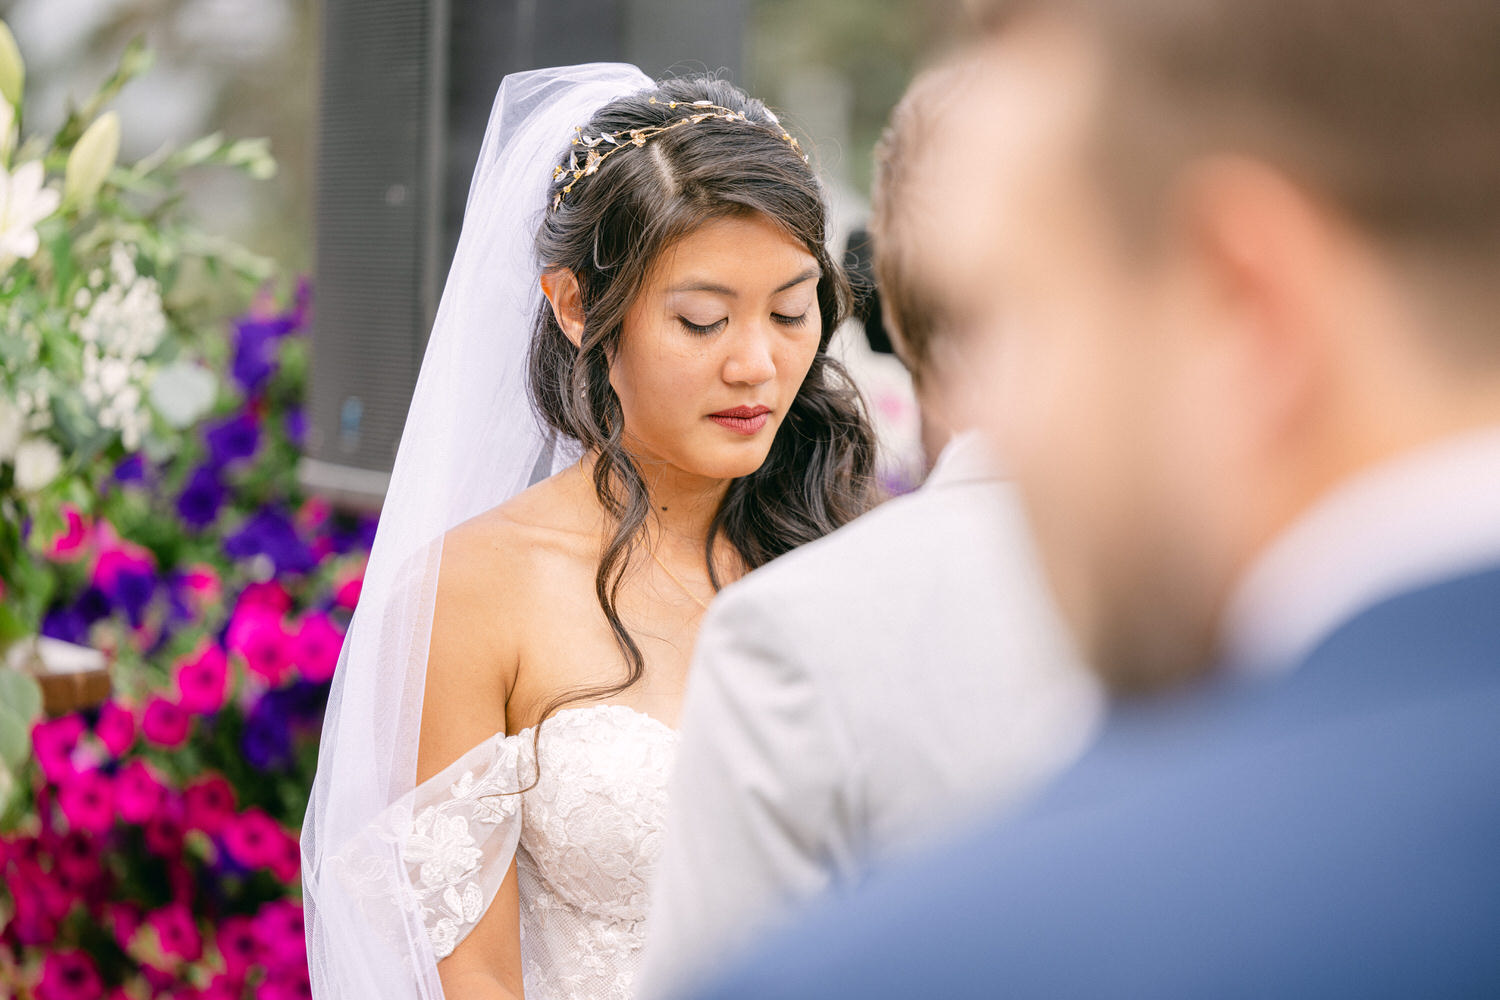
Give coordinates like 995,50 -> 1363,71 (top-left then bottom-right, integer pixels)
582,449 -> 731,556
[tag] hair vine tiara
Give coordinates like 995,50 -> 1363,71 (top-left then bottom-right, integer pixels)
549,97 -> 809,211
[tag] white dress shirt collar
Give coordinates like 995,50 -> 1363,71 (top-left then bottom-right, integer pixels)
925,430 -> 1002,489
1220,423 -> 1500,675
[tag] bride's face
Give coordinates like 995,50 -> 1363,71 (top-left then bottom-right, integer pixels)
610,213 -> 823,481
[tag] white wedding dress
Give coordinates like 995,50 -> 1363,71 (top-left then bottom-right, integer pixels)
397,703 -> 679,999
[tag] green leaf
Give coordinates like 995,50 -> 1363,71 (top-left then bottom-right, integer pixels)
0,662 -> 42,823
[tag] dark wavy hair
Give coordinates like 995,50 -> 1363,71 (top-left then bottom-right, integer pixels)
525,74 -> 878,729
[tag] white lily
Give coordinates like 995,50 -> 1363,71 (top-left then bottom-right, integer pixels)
0,160 -> 60,269
64,111 -> 120,211
0,20 -> 23,109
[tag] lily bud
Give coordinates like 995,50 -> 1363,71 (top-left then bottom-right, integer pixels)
0,100 -> 14,165
63,110 -> 120,212
0,21 -> 23,109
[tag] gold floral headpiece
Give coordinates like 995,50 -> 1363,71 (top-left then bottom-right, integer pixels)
549,97 -> 808,211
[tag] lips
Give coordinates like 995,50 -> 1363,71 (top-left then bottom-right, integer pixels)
708,404 -> 772,436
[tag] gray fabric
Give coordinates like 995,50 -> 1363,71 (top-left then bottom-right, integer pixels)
637,433 -> 1102,1000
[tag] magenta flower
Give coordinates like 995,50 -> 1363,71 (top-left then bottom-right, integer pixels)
144,812 -> 186,859
269,824 -> 302,883
32,714 -> 86,784
95,700 -> 136,757
183,773 -> 237,835
227,605 -> 293,685
51,830 -> 103,891
142,696 -> 192,748
145,901 -> 203,963
292,611 -> 343,683
222,807 -> 282,869
46,505 -> 91,562
35,949 -> 104,1000
332,570 -> 363,610
177,563 -> 222,612
115,759 -> 168,825
104,901 -> 144,954
253,898 -> 308,969
216,914 -> 262,979
7,859 -> 62,944
259,967 -> 314,1000
56,768 -> 114,835
238,579 -> 292,615
175,642 -> 230,714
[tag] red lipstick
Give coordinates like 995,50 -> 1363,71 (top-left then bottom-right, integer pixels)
708,405 -> 771,436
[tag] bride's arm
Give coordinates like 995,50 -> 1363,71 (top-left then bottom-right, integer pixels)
417,519 -> 529,1000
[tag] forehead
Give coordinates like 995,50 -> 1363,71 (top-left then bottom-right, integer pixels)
650,213 -> 816,287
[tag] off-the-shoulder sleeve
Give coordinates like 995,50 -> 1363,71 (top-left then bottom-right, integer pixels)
331,731 -> 528,964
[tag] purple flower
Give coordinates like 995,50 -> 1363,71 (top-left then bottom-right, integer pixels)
41,607 -> 88,645
176,464 -> 227,528
113,454 -> 146,484
231,323 -> 277,392
284,406 -> 307,448
242,697 -> 292,770
203,413 -> 260,468
225,507 -> 315,575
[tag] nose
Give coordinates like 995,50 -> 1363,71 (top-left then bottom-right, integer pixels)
722,320 -> 777,387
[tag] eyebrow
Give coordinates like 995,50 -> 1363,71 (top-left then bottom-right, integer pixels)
669,266 -> 821,298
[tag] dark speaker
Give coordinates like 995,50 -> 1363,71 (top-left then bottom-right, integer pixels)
303,0 -> 745,508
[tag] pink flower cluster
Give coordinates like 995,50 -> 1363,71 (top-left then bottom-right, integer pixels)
5,707 -> 312,998
224,581 -> 343,687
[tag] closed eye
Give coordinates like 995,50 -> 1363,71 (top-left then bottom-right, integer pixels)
772,311 -> 810,328
678,316 -> 728,336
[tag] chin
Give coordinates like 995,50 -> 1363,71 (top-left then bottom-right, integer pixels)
681,440 -> 777,481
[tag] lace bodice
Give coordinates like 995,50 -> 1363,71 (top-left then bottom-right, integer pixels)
400,703 -> 679,999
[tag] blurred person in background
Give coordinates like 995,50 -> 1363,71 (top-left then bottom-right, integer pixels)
637,52 -> 1099,1000
691,0 -> 1500,995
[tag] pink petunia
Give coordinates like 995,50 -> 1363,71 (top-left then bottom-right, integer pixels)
114,759 -> 168,825
216,914 -> 262,979
92,541 -> 156,592
104,901 -> 144,954
292,611 -> 343,683
7,860 -> 61,944
141,696 -> 191,748
332,569 -> 363,610
35,949 -> 103,1000
259,967 -> 313,1000
31,714 -> 86,784
56,768 -> 114,835
253,898 -> 308,970
95,700 -> 136,757
183,774 -> 237,835
296,495 -> 333,532
175,642 -> 230,714
178,563 -> 223,608
145,901 -> 203,963
269,824 -> 302,883
46,505 -> 91,562
145,812 -> 186,859
226,605 -> 294,685
50,830 -> 102,892
237,579 -> 292,615
221,807 -> 282,870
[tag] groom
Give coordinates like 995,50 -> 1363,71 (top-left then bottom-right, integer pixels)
636,53 -> 1099,1000
693,0 -> 1500,995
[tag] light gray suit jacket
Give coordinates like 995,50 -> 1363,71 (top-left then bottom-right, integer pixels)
637,433 -> 1101,999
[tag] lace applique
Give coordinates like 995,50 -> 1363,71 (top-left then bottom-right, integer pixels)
399,704 -> 678,998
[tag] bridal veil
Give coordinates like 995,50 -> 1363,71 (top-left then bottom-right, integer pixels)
300,63 -> 654,1000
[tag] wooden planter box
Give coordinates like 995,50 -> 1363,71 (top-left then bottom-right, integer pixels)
5,637 -> 112,716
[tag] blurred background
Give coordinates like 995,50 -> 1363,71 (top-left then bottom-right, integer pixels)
2,0 -> 961,502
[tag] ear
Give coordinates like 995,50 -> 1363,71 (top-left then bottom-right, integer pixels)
540,268 -> 586,347
1172,156 -> 1336,445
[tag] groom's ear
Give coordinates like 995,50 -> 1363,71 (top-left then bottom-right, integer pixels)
540,268 -> 587,348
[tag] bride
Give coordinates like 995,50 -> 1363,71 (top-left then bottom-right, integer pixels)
300,63 -> 876,1000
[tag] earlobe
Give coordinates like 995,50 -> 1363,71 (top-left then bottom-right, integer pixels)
540,268 -> 587,347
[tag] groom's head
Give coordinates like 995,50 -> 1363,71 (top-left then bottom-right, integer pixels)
937,0 -> 1500,692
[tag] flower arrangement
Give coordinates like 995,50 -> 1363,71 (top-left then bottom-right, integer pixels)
0,20 -> 277,656
0,24 -> 377,999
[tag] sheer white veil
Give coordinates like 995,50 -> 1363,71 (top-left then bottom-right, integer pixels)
301,62 -> 654,1000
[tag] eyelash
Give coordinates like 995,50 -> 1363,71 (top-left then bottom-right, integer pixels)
677,312 -> 810,336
